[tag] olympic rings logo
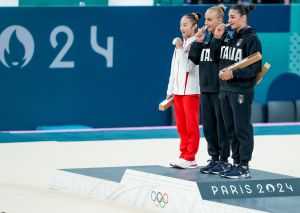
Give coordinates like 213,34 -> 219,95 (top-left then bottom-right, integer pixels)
151,190 -> 168,208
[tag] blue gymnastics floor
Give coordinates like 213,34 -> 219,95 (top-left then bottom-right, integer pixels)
0,123 -> 299,143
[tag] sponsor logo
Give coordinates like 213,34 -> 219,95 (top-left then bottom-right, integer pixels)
238,94 -> 244,104
236,39 -> 243,47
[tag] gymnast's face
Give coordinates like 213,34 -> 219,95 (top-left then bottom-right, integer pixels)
180,16 -> 197,39
205,9 -> 222,33
228,9 -> 247,32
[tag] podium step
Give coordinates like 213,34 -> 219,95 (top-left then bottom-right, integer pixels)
49,165 -> 300,213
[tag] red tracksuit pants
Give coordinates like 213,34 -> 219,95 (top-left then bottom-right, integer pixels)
174,95 -> 200,161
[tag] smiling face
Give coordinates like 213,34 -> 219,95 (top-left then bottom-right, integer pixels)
228,9 -> 247,32
180,16 -> 197,39
205,9 -> 222,33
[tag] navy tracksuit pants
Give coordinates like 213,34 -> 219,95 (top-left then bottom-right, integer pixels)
219,91 -> 254,166
201,93 -> 229,162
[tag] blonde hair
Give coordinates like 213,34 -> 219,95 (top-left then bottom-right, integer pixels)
185,12 -> 201,26
192,12 -> 200,21
208,4 -> 226,22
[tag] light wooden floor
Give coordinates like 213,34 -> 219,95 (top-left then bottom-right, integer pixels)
0,135 -> 299,213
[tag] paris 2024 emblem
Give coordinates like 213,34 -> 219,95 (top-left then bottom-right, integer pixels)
0,25 -> 34,69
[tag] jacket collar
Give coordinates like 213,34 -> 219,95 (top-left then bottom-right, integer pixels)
183,36 -> 196,52
183,36 -> 196,48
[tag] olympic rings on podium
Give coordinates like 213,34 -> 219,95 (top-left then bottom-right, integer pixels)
151,190 -> 168,208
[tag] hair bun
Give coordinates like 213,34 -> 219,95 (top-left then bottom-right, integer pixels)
248,4 -> 256,12
218,4 -> 227,12
193,12 -> 201,21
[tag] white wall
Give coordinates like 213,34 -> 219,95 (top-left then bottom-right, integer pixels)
108,0 -> 154,6
0,0 -> 19,6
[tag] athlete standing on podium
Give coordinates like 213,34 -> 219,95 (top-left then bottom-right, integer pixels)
188,4 -> 230,175
211,3 -> 262,179
167,12 -> 201,169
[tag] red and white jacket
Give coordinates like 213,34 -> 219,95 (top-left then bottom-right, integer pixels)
167,36 -> 200,96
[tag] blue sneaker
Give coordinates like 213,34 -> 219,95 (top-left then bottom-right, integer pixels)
223,165 -> 251,179
209,161 -> 231,175
200,160 -> 218,174
219,163 -> 236,177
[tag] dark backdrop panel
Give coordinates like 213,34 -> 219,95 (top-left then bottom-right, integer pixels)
0,6 -> 290,130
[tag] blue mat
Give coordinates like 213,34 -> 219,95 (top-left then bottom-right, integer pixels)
0,124 -> 299,143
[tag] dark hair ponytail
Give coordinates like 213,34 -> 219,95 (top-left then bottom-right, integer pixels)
247,4 -> 256,12
231,3 -> 255,17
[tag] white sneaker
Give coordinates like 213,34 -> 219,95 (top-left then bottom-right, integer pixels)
173,159 -> 198,169
170,158 -> 184,167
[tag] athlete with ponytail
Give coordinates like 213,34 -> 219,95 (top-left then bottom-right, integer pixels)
211,3 -> 262,179
167,12 -> 201,169
188,4 -> 230,175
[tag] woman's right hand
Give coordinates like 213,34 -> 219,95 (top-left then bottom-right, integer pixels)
175,38 -> 183,49
166,94 -> 173,100
195,29 -> 205,43
214,23 -> 226,39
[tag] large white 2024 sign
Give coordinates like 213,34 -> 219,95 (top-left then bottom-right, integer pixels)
0,25 -> 114,69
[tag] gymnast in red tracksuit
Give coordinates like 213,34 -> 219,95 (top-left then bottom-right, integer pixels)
167,12 -> 201,169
